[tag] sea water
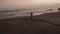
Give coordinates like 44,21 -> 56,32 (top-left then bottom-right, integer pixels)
0,10 -> 58,19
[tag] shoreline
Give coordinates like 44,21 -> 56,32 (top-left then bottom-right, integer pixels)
0,12 -> 60,26
0,12 -> 60,34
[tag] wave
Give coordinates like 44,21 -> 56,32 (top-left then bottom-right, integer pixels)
0,10 -> 58,19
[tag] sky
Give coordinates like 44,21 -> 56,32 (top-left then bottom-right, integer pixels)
0,0 -> 60,10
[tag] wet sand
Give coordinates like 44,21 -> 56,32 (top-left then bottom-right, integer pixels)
0,12 -> 60,34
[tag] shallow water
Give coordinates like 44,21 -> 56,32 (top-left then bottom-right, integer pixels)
0,10 -> 58,19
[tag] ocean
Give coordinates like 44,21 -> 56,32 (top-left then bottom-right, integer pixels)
0,9 -> 58,19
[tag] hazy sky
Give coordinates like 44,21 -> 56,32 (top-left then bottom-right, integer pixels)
0,0 -> 60,10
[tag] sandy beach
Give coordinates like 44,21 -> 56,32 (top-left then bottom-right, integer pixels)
0,12 -> 60,34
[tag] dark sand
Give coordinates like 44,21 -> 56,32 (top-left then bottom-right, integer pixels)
0,12 -> 60,34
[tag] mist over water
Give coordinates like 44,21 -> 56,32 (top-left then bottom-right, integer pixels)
0,0 -> 60,19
